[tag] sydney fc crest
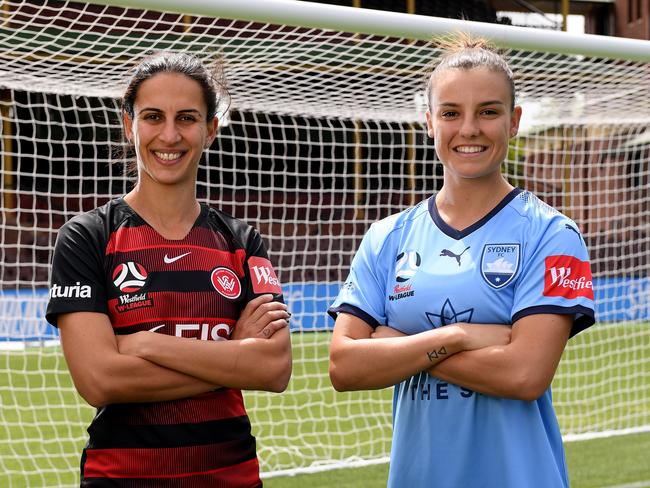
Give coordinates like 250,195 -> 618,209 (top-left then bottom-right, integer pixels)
481,244 -> 520,289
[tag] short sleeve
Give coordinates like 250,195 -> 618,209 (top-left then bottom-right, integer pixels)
512,217 -> 595,336
45,215 -> 109,326
327,226 -> 387,328
242,229 -> 284,304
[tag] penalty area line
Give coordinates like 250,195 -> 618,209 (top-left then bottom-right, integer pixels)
601,482 -> 650,488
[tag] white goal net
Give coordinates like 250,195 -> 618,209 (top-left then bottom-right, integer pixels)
1,0 -> 649,485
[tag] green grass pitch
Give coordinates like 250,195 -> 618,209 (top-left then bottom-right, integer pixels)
1,324 -> 648,487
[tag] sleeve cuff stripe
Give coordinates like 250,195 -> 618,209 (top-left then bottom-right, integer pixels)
512,305 -> 595,337
327,304 -> 381,329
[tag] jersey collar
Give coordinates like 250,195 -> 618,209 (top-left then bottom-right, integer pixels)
428,187 -> 523,240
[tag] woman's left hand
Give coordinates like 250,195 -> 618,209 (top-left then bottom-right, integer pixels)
232,294 -> 290,341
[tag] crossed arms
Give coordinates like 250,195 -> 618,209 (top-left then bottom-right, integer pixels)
329,312 -> 572,401
61,289 -> 572,407
59,294 -> 292,407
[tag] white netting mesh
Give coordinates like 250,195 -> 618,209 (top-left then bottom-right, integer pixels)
0,1 -> 649,485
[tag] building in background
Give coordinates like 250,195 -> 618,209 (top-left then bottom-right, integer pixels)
613,0 -> 650,39
495,0 -> 649,38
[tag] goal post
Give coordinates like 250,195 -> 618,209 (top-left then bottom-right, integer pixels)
1,0 -> 649,485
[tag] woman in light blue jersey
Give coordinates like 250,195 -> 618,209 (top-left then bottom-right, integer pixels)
328,34 -> 595,488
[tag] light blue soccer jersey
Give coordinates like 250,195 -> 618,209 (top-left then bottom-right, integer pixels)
329,189 -> 595,488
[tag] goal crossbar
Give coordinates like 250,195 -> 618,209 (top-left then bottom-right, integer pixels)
81,0 -> 650,61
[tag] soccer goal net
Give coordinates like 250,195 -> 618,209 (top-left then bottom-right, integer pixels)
1,0 -> 649,485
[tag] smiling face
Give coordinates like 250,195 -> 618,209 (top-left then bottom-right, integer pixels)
122,72 -> 218,188
425,67 -> 521,184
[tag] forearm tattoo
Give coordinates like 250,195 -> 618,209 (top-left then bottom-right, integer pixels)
427,346 -> 448,363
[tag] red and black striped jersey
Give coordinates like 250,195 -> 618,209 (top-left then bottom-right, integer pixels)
46,198 -> 283,487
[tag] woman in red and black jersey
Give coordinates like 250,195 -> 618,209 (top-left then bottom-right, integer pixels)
46,52 -> 292,487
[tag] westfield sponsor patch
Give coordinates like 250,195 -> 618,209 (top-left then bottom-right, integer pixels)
248,256 -> 282,294
211,267 -> 242,299
544,255 -> 594,299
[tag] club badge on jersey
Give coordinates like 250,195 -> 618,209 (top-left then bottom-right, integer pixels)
211,267 -> 242,299
480,243 -> 520,289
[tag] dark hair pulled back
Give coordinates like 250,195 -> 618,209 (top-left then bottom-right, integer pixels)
121,51 -> 228,122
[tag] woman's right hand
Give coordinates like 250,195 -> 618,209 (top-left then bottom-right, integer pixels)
232,294 -> 290,341
456,323 -> 511,351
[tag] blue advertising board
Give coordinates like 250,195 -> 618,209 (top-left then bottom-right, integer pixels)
1,278 -> 648,343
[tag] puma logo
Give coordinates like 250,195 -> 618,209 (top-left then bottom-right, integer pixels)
440,246 -> 470,266
565,224 -> 581,240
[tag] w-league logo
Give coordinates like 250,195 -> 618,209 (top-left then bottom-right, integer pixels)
395,251 -> 421,282
211,267 -> 242,299
112,262 -> 148,293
